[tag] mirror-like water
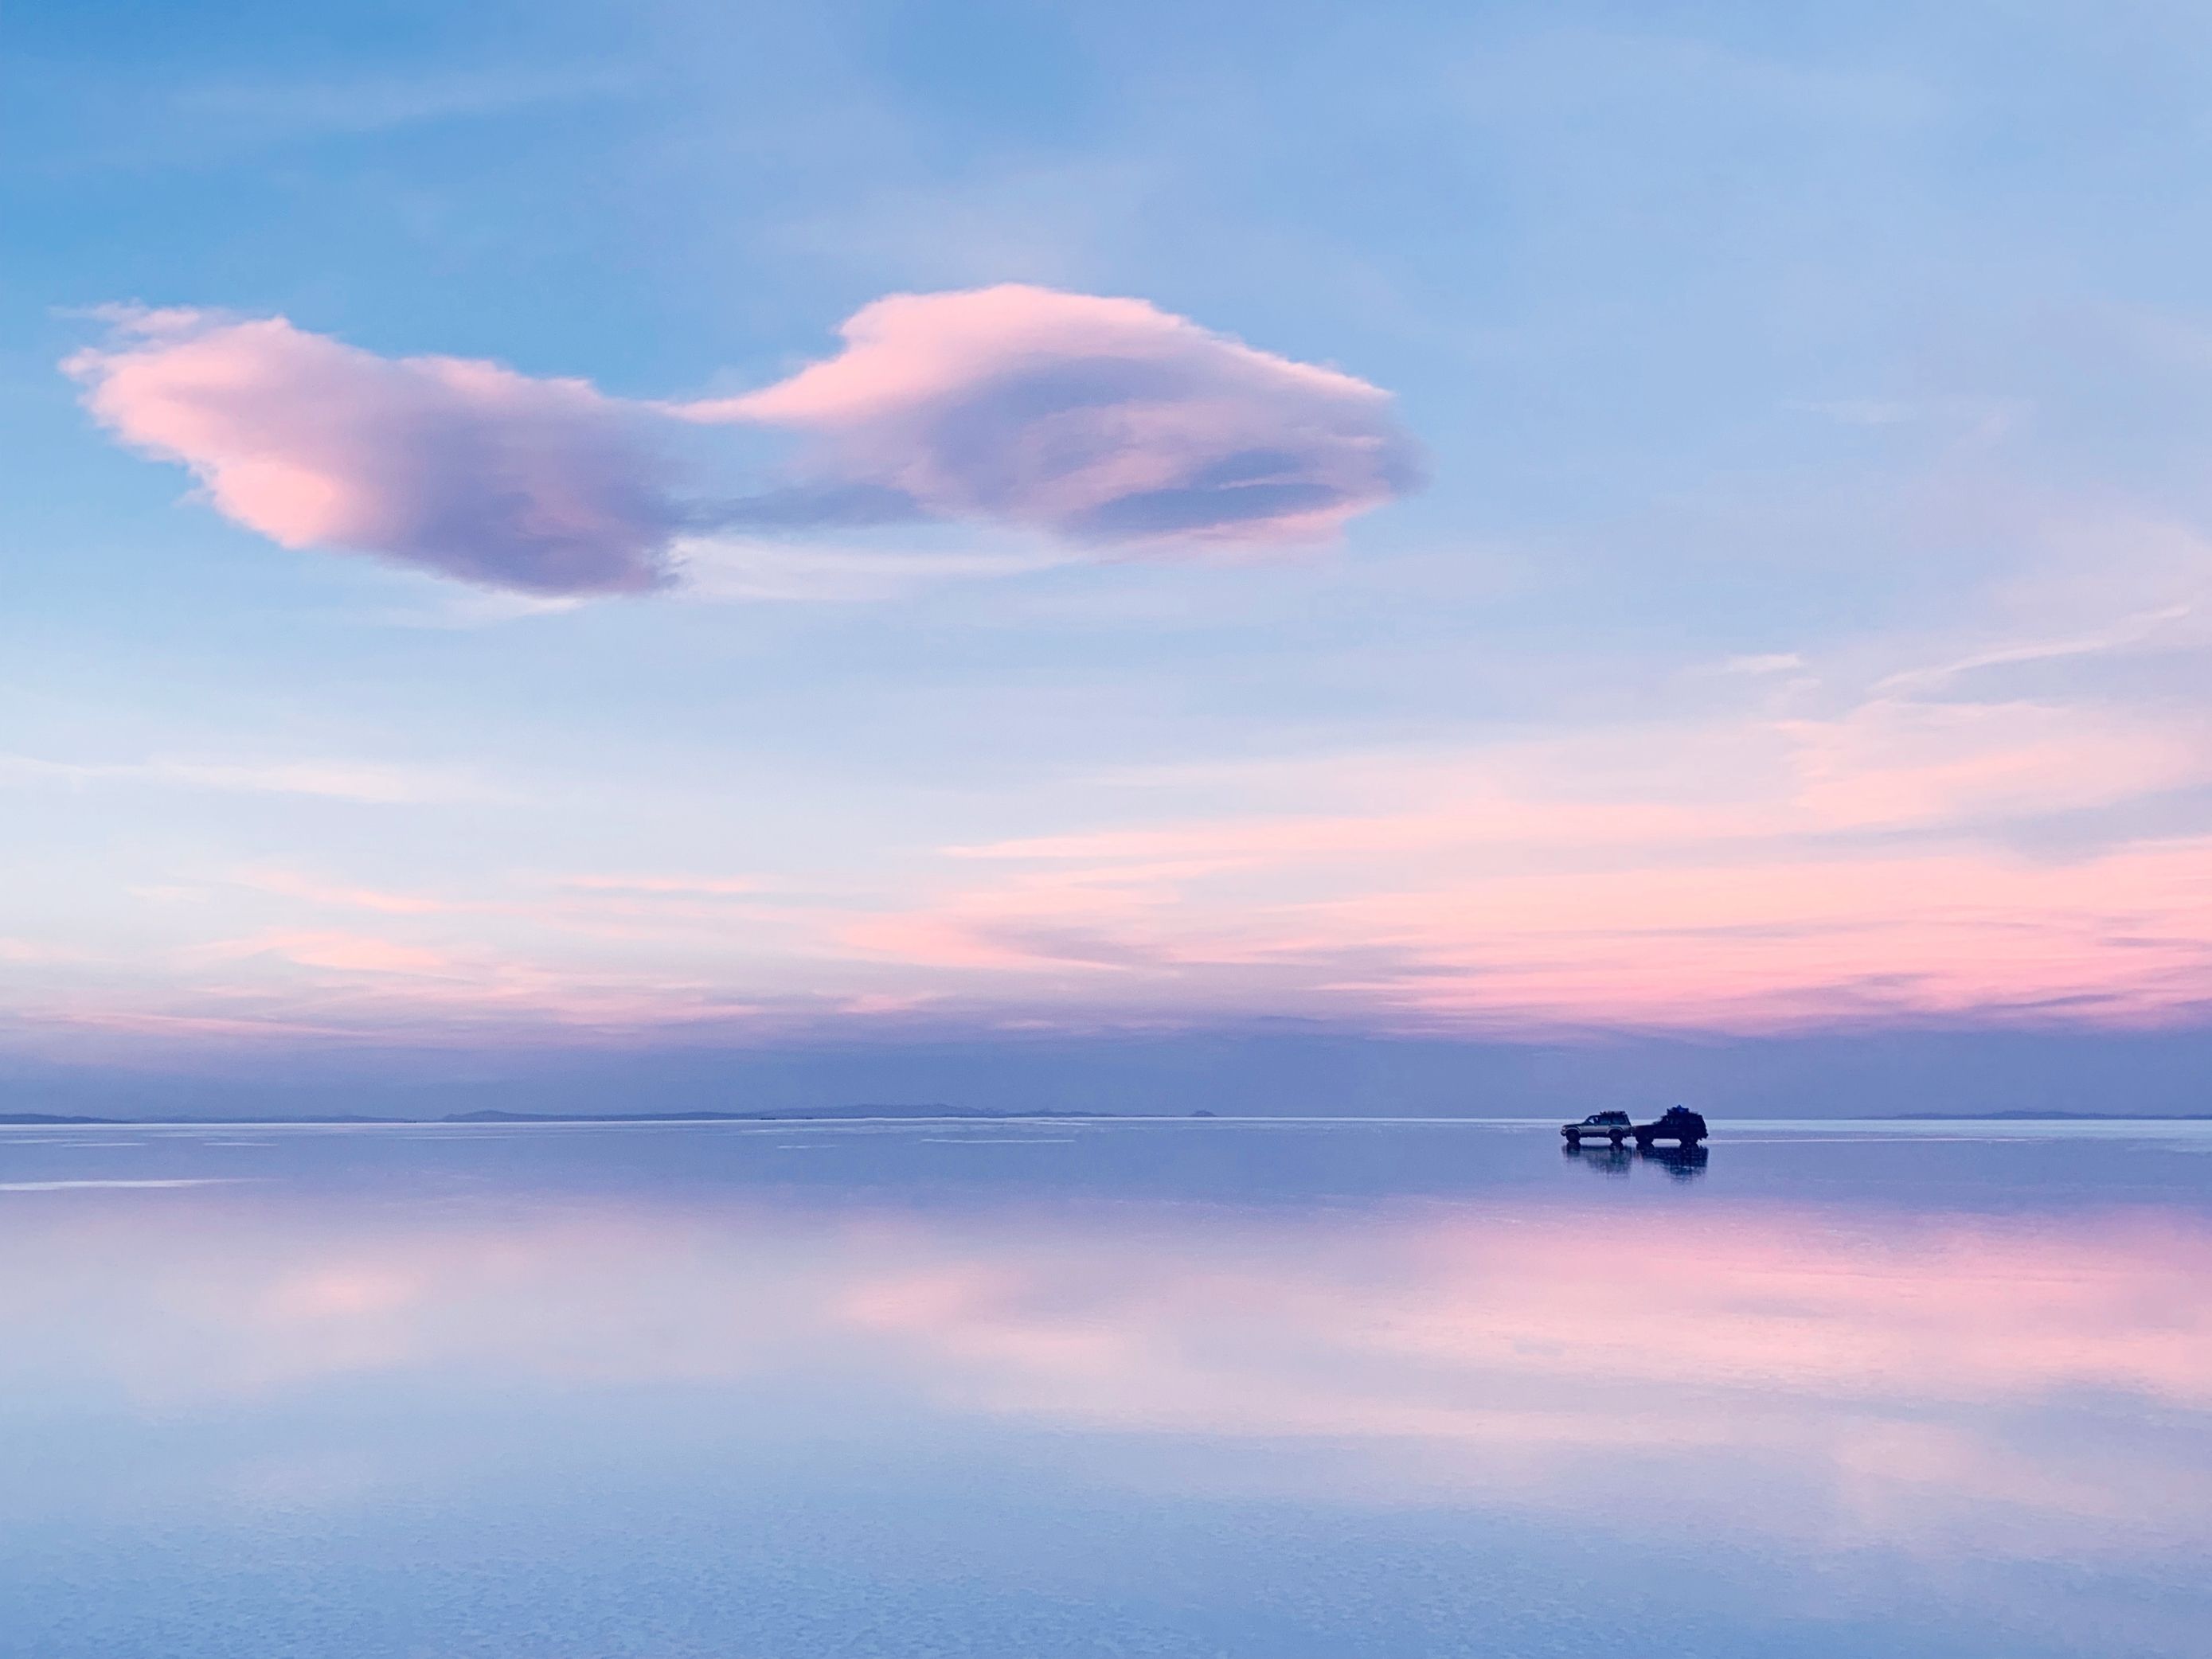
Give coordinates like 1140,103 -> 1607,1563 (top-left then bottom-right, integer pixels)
3,1118 -> 2208,1658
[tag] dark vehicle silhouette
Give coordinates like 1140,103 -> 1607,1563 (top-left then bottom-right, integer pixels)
1632,1106 -> 1709,1149
1561,1109 -> 1632,1146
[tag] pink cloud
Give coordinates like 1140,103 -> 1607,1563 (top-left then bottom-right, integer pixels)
686,285 -> 1418,545
68,290 -> 1417,594
67,309 -> 679,595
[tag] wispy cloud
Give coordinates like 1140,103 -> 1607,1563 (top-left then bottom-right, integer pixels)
233,870 -> 461,915
0,753 -> 495,804
1874,603 -> 2198,697
1786,398 -> 1920,427
167,66 -> 631,141
675,537 -> 1075,604
0,938 -> 77,965
198,928 -> 458,977
553,874 -> 767,899
1702,652 -> 1805,677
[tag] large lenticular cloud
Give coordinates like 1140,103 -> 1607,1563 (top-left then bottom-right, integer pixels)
68,309 -> 679,595
67,288 -> 1420,595
686,285 -> 1423,545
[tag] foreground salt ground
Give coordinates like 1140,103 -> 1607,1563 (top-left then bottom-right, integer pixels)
2,1117 -> 2206,1659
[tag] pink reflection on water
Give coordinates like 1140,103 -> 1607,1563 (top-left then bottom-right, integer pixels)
8,1191 -> 2208,1406
4,1182 -> 2208,1552
838,1203 -> 2212,1419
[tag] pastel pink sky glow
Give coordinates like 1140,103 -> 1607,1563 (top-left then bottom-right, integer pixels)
12,663 -> 2210,1047
25,181 -> 2212,1074
18,14 -> 2212,1657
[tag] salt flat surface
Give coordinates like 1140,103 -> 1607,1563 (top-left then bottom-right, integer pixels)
2,1117 -> 2207,1658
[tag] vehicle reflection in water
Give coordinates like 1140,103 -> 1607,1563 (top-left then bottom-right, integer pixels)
1561,1138 -> 1707,1179
1561,1140 -> 1634,1177
1639,1142 -> 1709,1180
0,1119 -> 2207,1658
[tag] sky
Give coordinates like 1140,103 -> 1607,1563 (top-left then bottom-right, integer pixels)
6,1 -> 2212,1112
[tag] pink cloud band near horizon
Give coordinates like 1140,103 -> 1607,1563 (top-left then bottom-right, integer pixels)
10,681 -> 2211,1043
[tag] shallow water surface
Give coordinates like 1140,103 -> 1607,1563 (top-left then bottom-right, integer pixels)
2,1117 -> 2208,1657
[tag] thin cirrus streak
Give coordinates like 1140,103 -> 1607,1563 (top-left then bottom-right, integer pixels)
0,751 -> 492,805
233,870 -> 461,916
192,928 -> 459,978
65,287 -> 1420,596
553,874 -> 766,898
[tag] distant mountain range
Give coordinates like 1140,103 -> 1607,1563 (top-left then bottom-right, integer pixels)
4,1106 -> 2209,1126
1882,1109 -> 2212,1122
439,1105 -> 1105,1123
0,1104 -> 1109,1126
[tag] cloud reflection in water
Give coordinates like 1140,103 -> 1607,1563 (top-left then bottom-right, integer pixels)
6,1165 -> 2206,1568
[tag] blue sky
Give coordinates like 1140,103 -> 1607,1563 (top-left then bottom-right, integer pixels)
6,2 -> 2212,1104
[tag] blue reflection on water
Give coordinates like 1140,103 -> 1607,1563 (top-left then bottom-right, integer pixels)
2,1118 -> 2207,1658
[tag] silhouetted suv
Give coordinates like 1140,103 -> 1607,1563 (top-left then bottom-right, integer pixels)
1561,1110 -> 1633,1146
1632,1106 -> 1709,1148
